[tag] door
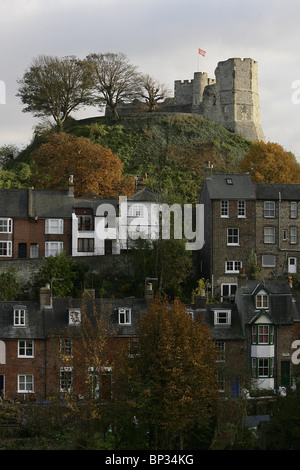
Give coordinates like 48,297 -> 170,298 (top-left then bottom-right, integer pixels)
281,361 -> 290,387
18,243 -> 27,258
288,257 -> 297,273
105,240 -> 112,255
0,375 -> 5,399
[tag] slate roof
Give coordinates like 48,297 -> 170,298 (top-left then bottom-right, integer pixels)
128,187 -> 159,202
235,280 -> 296,326
254,183 -> 300,200
0,189 -> 28,217
204,174 -> 255,200
44,297 -> 148,337
0,301 -> 44,339
202,304 -> 245,340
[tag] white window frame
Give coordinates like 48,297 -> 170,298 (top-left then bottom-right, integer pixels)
0,241 -> 12,257
128,205 -> 144,217
264,227 -> 275,244
264,201 -> 275,218
30,243 -> 39,258
0,218 -> 12,233
14,308 -> 26,326
225,260 -> 242,273
252,358 -> 274,378
256,290 -> 269,309
60,367 -> 72,393
227,228 -> 239,245
68,309 -> 81,325
290,227 -> 297,244
45,218 -> 64,234
18,339 -> 34,358
237,200 -> 246,218
215,341 -> 225,362
221,200 -> 229,218
214,309 -> 231,325
262,255 -> 276,267
45,241 -> 63,257
291,201 -> 298,219
118,308 -> 131,325
18,374 -> 34,393
60,338 -> 73,357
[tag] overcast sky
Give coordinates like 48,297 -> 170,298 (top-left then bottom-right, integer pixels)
1,0 -> 300,159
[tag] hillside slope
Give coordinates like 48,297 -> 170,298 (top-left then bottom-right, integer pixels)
69,113 -> 253,203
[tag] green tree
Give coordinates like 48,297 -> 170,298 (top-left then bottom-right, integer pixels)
17,55 -> 94,131
0,268 -> 20,300
31,251 -> 88,298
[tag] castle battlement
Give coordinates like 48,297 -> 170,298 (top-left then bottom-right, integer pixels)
105,57 -> 265,142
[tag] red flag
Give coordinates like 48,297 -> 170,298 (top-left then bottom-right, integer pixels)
198,48 -> 206,57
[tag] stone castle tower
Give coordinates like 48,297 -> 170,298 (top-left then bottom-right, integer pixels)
106,57 -> 265,142
172,58 -> 265,142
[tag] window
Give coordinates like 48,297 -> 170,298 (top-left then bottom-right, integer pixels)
221,200 -> 229,217
78,238 -> 94,253
60,368 -> 72,393
45,241 -> 63,257
78,215 -> 93,231
291,202 -> 298,219
128,205 -> 144,217
214,310 -> 231,325
225,261 -> 242,273
0,241 -> 12,257
262,255 -> 276,267
252,325 -> 274,344
18,375 -> 34,393
0,218 -> 12,233
118,308 -> 131,325
30,243 -> 39,258
69,309 -> 81,325
256,290 -> 269,309
227,228 -> 239,245
221,284 -> 237,303
45,219 -> 64,234
226,178 -> 233,185
252,358 -> 274,378
290,227 -> 297,244
215,341 -> 225,362
60,338 -> 72,357
264,227 -> 275,244
283,229 -> 287,241
237,200 -> 246,218
264,201 -> 275,218
18,340 -> 34,357
14,308 -> 26,326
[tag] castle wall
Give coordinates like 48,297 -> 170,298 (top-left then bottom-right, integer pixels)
105,57 -> 265,142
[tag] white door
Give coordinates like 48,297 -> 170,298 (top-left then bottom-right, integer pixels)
288,257 -> 297,273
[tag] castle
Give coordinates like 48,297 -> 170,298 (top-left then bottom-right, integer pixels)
108,58 -> 265,142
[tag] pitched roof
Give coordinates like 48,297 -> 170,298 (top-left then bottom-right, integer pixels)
235,280 -> 295,325
0,301 -> 44,339
254,183 -> 300,200
204,174 -> 255,200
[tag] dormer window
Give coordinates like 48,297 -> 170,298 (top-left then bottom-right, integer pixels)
214,309 -> 231,326
69,309 -> 81,325
118,308 -> 131,325
14,307 -> 26,326
256,290 -> 269,309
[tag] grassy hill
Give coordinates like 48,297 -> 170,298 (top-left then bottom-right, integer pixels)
67,112 -> 253,204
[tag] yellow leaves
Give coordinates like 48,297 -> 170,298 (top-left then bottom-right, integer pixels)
239,141 -> 300,184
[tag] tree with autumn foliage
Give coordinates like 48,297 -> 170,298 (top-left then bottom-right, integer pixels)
125,296 -> 218,450
238,141 -> 300,183
31,132 -> 134,197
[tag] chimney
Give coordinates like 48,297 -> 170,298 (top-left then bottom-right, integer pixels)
28,187 -> 34,218
68,175 -> 74,196
145,282 -> 154,304
238,268 -> 247,287
40,284 -> 52,309
194,294 -> 207,309
204,161 -> 213,178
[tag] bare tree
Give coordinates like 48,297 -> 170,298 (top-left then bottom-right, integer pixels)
140,74 -> 170,112
87,52 -> 142,120
17,55 -> 94,130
